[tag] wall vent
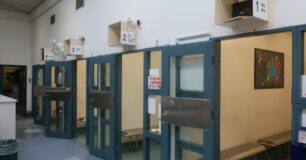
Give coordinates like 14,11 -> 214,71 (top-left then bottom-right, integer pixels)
76,0 -> 84,10
50,14 -> 55,25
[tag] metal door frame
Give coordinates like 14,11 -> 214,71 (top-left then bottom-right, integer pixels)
87,54 -> 121,160
293,26 -> 306,150
161,41 -> 219,160
0,65 -> 3,94
32,64 -> 45,125
142,41 -> 219,160
44,60 -> 76,139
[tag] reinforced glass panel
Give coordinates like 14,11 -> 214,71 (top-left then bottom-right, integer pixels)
93,63 -> 111,89
93,107 -> 111,149
180,54 -> 204,92
58,66 -> 66,87
182,149 -> 203,160
37,96 -> 43,120
180,127 -> 203,146
302,33 -> 306,98
149,51 -> 162,89
38,69 -> 44,85
37,68 -> 44,121
302,108 -> 306,128
150,139 -> 161,160
50,101 -> 65,132
105,63 -> 111,87
93,64 -> 100,89
170,57 -> 176,97
93,107 -> 101,149
148,95 -> 161,134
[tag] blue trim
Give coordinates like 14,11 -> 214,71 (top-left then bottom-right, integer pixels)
0,65 -> 3,94
142,49 -> 167,160
293,26 -> 306,147
211,25 -> 294,41
32,65 -> 45,125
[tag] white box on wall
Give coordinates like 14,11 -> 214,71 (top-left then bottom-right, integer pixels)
64,39 -> 84,56
41,48 -> 54,61
215,0 -> 272,28
253,0 -> 268,21
108,21 -> 137,47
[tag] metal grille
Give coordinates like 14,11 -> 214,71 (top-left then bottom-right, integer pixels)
76,0 -> 84,10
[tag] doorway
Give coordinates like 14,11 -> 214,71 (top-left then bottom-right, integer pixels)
0,65 -> 27,116
32,65 -> 45,125
44,61 -> 75,139
75,59 -> 88,147
220,32 -> 292,159
121,52 -> 145,160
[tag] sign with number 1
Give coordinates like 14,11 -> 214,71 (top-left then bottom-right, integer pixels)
253,0 -> 268,21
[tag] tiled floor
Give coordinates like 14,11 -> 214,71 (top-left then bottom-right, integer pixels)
18,136 -> 102,160
16,117 -> 102,160
16,117 -> 159,160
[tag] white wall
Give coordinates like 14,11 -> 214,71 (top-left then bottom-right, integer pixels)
0,19 -> 32,112
31,0 -> 306,64
31,0 -> 219,64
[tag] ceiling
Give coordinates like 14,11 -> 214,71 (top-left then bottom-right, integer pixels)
0,0 -> 46,14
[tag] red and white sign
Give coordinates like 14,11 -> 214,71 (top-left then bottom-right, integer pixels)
148,76 -> 162,89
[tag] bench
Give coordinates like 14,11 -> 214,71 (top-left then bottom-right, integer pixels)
122,128 -> 143,151
121,126 -> 160,151
258,130 -> 291,147
220,143 -> 266,160
198,143 -> 266,160
258,131 -> 291,159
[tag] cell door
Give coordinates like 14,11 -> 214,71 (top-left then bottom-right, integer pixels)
44,61 -> 75,139
0,65 -> 3,94
292,26 -> 306,158
87,55 -> 120,160
32,65 -> 45,125
161,41 -> 219,160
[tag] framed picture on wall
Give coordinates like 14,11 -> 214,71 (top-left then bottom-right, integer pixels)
254,48 -> 284,89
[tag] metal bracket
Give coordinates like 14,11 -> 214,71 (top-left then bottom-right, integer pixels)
44,87 -> 71,101
161,96 -> 211,129
89,90 -> 114,110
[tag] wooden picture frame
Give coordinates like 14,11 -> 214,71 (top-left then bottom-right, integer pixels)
254,48 -> 284,89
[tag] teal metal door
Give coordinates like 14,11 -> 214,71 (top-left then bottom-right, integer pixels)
44,61 -> 76,139
292,26 -> 306,158
32,65 -> 45,125
160,41 -> 219,160
87,55 -> 120,160
0,65 -> 3,94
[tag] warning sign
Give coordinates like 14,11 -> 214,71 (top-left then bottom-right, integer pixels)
148,76 -> 162,89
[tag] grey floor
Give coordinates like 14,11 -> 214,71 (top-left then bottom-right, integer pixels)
16,117 -> 160,160
16,117 -> 102,160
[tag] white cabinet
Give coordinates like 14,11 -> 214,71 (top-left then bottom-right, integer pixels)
0,95 -> 17,140
215,0 -> 274,28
